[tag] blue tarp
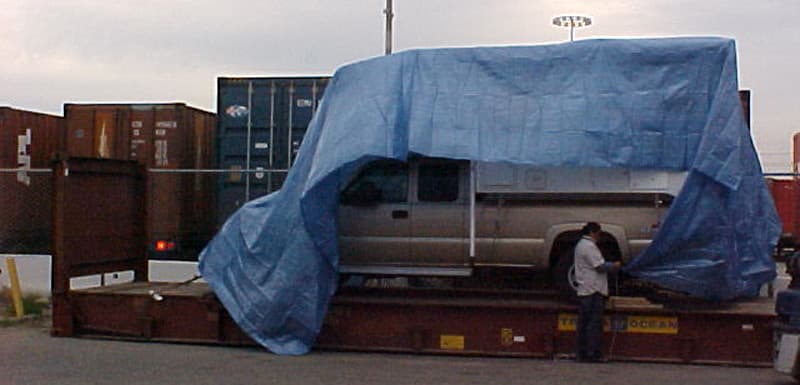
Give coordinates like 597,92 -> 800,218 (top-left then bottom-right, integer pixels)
199,37 -> 781,354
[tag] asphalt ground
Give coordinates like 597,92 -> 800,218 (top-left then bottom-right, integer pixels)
0,324 -> 793,385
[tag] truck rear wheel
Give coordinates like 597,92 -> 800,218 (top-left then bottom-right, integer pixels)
554,246 -> 579,301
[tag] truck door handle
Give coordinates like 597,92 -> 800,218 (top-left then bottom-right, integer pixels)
391,210 -> 408,219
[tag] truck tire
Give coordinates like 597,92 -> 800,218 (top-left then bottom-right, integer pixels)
554,246 -> 579,301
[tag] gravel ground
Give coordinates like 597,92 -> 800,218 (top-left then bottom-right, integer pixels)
0,324 -> 793,385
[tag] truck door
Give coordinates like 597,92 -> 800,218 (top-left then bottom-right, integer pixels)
410,159 -> 468,267
338,160 -> 410,266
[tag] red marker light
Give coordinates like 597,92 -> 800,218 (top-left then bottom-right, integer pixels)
155,240 -> 167,251
155,240 -> 175,252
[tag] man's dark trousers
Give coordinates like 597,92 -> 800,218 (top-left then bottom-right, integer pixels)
577,292 -> 605,361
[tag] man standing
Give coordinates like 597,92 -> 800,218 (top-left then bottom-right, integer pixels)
574,222 -> 620,363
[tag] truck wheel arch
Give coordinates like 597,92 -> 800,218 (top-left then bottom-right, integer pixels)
545,223 -> 627,296
545,223 -> 629,268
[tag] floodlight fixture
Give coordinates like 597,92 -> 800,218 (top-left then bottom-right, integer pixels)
552,15 -> 593,42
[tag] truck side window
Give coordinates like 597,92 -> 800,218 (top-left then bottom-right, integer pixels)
341,160 -> 408,204
418,163 -> 459,202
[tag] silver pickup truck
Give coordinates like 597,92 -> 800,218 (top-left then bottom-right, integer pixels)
338,157 -> 685,293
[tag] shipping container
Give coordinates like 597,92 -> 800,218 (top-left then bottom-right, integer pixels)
768,178 -> 795,237
64,103 -> 216,260
739,89 -> 751,129
793,132 -> 800,250
0,107 -> 64,168
216,76 -> 329,227
0,107 -> 64,253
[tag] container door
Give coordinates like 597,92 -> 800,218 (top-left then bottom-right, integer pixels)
65,106 -> 96,158
249,80 -> 279,196
287,79 -> 325,167
93,110 -> 117,159
129,106 -> 155,165
148,106 -> 182,256
153,106 -> 181,168
217,80 -> 257,226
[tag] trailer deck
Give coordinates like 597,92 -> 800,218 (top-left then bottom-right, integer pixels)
320,287 -> 775,366
56,281 -> 776,366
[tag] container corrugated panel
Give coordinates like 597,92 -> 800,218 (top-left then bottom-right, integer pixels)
64,104 -> 217,260
0,107 -> 64,253
216,76 -> 329,228
0,107 -> 64,168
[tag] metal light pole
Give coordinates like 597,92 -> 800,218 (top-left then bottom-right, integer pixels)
384,0 -> 394,55
552,15 -> 592,42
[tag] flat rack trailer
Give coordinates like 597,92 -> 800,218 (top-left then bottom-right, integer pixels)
51,158 -> 776,366
319,287 -> 775,366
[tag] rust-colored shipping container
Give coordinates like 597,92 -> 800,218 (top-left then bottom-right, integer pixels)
739,89 -> 751,129
793,133 -> 800,248
0,107 -> 64,253
0,107 -> 63,168
64,103 -> 216,260
768,178 -> 795,237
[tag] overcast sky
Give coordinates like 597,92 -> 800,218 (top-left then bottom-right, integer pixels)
1,0 -> 797,171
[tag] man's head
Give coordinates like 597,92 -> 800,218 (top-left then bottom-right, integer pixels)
581,222 -> 602,241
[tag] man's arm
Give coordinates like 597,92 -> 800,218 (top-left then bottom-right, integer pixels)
595,261 -> 621,273
588,245 -> 621,273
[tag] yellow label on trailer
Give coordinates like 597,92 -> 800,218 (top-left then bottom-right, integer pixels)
625,316 -> 678,334
440,335 -> 465,350
500,328 -> 513,346
558,313 -> 678,335
558,313 -> 580,331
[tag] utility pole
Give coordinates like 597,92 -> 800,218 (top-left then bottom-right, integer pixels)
384,0 -> 394,55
